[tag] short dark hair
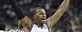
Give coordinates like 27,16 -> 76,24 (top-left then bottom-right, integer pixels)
30,7 -> 43,20
31,7 -> 43,17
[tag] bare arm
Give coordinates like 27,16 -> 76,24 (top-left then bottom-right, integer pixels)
20,16 -> 32,32
47,0 -> 70,27
10,0 -> 32,29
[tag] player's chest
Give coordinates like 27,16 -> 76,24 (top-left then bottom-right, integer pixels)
30,24 -> 49,32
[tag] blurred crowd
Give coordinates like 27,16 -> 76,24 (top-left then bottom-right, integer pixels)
0,0 -> 82,32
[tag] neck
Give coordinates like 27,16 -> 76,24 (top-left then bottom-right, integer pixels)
34,20 -> 43,27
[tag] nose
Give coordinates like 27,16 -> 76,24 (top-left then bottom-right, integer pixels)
43,15 -> 46,17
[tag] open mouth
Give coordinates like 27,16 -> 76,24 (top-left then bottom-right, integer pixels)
41,18 -> 46,22
42,18 -> 46,20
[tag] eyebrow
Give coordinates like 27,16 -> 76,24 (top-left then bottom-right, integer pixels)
40,12 -> 46,14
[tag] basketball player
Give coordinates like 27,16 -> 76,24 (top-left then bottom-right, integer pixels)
10,0 -> 70,32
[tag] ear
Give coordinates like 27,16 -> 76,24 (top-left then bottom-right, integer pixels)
33,15 -> 36,20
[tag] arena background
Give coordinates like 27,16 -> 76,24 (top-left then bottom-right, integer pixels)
0,0 -> 82,32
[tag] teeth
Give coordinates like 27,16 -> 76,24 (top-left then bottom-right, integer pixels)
43,19 -> 45,20
41,19 -> 46,22
42,18 -> 46,20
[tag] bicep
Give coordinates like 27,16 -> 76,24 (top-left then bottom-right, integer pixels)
47,14 -> 61,27
20,16 -> 32,28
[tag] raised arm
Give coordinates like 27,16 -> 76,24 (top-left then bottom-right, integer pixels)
10,0 -> 32,29
47,0 -> 70,27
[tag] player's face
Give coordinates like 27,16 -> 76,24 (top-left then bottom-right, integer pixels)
34,9 -> 46,24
